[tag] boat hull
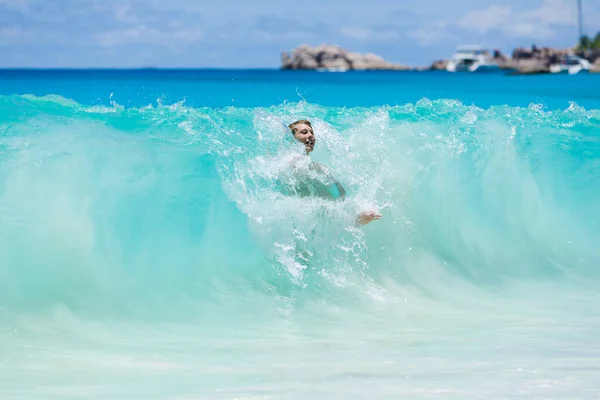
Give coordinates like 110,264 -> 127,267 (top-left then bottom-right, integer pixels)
446,61 -> 500,73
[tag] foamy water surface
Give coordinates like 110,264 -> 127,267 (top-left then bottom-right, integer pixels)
1,70 -> 600,399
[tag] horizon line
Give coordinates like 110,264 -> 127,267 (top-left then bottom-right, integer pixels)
0,67 -> 446,72
0,67 -> 283,70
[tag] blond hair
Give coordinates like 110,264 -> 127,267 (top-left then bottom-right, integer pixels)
288,119 -> 312,134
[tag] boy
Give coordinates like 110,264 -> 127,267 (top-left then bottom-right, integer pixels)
288,119 -> 381,226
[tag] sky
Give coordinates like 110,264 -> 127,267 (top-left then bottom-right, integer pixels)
1,0 -> 599,68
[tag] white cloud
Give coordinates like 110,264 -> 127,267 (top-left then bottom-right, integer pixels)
95,26 -> 202,52
0,0 -> 81,24
454,0 -> 581,40
113,4 -> 138,24
401,0 -> 588,46
407,23 -> 449,46
0,0 -> 28,10
505,22 -> 555,40
457,5 -> 512,34
252,30 -> 316,42
0,25 -> 31,40
525,0 -> 576,26
0,25 -> 83,47
340,27 -> 400,41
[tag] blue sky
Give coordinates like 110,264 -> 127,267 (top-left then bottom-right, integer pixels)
1,0 -> 599,68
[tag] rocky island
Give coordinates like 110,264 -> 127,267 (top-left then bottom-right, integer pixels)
281,42 -> 600,74
506,46 -> 599,74
281,44 -> 411,71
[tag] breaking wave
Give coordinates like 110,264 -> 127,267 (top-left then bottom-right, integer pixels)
1,94 -> 599,321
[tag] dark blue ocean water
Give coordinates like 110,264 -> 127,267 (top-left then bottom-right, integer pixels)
1,69 -> 600,109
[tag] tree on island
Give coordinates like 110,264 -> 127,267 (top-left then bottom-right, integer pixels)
577,33 -> 600,51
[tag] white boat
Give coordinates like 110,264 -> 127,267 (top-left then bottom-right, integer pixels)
549,54 -> 591,74
446,46 -> 500,73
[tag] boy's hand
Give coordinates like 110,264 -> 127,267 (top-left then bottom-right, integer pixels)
356,211 -> 382,226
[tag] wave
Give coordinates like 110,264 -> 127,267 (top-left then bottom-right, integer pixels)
1,94 -> 599,320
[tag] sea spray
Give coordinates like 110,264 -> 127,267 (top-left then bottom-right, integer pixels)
2,91 -> 600,399
1,94 -> 599,318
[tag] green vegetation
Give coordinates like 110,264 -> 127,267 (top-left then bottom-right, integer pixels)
577,33 -> 600,51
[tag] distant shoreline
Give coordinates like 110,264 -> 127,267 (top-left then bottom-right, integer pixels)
0,61 -> 598,75
280,44 -> 600,75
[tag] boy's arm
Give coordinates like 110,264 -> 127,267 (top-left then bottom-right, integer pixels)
310,163 -> 380,225
312,162 -> 346,199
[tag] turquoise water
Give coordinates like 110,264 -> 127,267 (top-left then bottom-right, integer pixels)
1,70 -> 600,399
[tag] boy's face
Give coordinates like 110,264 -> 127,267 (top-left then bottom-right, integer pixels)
292,124 -> 315,153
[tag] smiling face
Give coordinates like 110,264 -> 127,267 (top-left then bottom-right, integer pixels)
289,120 -> 315,154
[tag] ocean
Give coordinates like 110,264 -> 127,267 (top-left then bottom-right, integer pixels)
1,69 -> 600,399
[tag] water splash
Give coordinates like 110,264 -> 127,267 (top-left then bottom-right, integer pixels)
2,93 -> 600,399
1,94 -> 599,319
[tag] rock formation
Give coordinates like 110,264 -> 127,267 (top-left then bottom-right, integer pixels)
511,45 -> 571,61
504,45 -> 600,74
592,58 -> 600,73
281,44 -> 411,71
491,49 -> 511,68
502,46 -> 561,74
577,49 -> 600,71
429,59 -> 448,71
281,43 -> 599,74
506,59 -> 551,75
